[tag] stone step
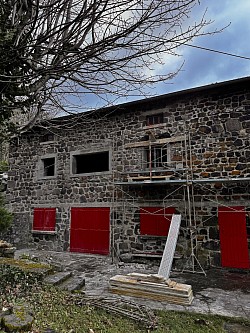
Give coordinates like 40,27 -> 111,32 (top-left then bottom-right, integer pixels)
44,271 -> 72,286
59,273 -> 85,292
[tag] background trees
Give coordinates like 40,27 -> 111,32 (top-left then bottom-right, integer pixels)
0,0 -> 217,135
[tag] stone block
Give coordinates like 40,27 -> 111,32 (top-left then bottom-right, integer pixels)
202,241 -> 220,251
231,170 -> 241,175
119,242 -> 129,251
210,252 -> 221,267
209,227 -> 219,240
225,119 -> 242,131
2,304 -> 34,332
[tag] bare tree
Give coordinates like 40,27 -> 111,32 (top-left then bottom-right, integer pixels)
0,0 -> 217,133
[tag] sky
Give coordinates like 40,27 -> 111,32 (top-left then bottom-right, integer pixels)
153,0 -> 250,96
64,0 -> 250,111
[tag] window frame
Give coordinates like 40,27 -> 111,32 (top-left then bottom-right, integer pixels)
145,145 -> 170,169
145,142 -> 184,169
38,154 -> 57,179
70,149 -> 111,176
146,113 -> 164,126
40,133 -> 55,143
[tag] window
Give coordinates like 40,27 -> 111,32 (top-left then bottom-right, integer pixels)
140,207 -> 175,236
145,142 -> 183,169
42,157 -> 55,176
146,146 -> 169,168
72,151 -> 110,174
40,133 -> 55,142
33,208 -> 56,232
146,113 -> 164,126
38,154 -> 56,178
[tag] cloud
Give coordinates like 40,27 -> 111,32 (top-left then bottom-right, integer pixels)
154,0 -> 250,94
66,0 -> 250,108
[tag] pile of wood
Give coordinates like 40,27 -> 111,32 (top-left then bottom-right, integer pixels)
109,273 -> 193,305
109,215 -> 194,305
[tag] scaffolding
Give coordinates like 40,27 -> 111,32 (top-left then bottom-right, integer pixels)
111,121 -> 250,274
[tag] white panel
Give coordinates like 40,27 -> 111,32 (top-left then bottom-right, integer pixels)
158,214 -> 181,279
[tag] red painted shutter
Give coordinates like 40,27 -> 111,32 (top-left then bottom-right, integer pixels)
218,206 -> 249,269
140,207 -> 175,236
70,207 -> 110,255
33,208 -> 56,231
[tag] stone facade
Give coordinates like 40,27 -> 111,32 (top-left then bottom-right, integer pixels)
7,77 -> 250,269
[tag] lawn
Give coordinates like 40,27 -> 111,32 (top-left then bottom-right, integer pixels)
0,261 -> 249,333
27,286 -> 250,332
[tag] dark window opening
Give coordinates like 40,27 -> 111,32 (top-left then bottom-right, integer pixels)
146,113 -> 164,126
41,133 -> 55,142
72,151 -> 109,174
42,157 -> 55,176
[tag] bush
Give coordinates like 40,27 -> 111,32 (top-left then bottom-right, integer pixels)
0,160 -> 8,172
0,206 -> 12,233
0,195 -> 12,233
0,264 -> 44,300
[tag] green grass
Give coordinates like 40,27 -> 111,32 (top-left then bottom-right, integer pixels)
25,286 -> 250,333
0,257 -> 52,272
1,262 -> 249,333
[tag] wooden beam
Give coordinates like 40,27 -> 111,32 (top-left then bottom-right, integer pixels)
124,135 -> 186,148
109,274 -> 193,305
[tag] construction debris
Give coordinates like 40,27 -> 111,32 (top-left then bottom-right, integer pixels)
109,273 -> 193,305
74,296 -> 157,329
109,215 -> 194,305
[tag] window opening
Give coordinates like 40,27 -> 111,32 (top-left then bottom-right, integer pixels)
72,151 -> 109,174
42,157 -> 55,176
146,113 -> 164,126
40,133 -> 54,142
145,142 -> 183,169
146,146 -> 169,168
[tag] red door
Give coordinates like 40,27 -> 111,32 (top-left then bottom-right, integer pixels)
218,206 -> 249,269
70,207 -> 110,255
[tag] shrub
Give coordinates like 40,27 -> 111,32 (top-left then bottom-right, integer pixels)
0,195 -> 12,233
0,264 -> 43,301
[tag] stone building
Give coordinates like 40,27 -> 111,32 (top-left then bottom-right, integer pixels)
7,76 -> 250,270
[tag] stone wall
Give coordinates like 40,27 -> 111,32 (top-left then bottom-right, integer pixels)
7,80 -> 250,267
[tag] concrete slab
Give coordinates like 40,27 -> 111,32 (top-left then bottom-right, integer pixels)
59,273 -> 85,292
15,249 -> 250,319
44,271 -> 72,285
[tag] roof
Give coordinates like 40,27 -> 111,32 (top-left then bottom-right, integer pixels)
37,75 -> 250,127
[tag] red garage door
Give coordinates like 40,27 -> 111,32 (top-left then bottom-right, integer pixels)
70,207 -> 110,255
218,206 -> 249,269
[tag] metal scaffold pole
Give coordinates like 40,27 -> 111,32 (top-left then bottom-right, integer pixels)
182,129 -> 206,275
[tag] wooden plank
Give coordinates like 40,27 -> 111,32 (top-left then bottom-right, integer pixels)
109,275 -> 192,296
128,273 -> 166,283
108,215 -> 194,306
127,273 -> 178,288
127,175 -> 171,182
109,283 -> 192,298
124,135 -> 186,148
109,286 -> 193,305
158,214 -> 181,279
109,273 -> 194,305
